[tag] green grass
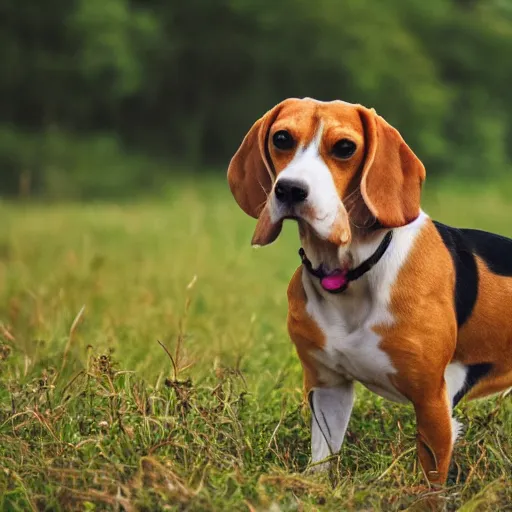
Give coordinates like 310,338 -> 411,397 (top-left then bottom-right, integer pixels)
0,177 -> 511,511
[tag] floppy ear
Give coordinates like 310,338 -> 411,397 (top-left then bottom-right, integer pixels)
357,107 -> 426,228
227,103 -> 283,219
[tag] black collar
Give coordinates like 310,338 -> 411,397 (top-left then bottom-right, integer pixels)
299,231 -> 393,294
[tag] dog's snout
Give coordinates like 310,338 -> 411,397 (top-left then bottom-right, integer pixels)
275,179 -> 309,205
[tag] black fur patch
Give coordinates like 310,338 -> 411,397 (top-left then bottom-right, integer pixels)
459,228 -> 512,276
453,362 -> 493,407
433,222 -> 479,327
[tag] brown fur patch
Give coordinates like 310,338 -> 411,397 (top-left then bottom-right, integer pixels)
287,267 -> 326,393
376,220 -> 457,398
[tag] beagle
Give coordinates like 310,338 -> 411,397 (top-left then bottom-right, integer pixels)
227,98 -> 512,486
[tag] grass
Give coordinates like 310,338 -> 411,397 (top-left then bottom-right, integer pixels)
0,176 -> 511,511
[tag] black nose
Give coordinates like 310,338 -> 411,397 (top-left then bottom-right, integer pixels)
274,179 -> 309,205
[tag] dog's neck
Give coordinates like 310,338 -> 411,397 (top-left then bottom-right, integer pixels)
298,212 -> 429,301
299,222 -> 390,275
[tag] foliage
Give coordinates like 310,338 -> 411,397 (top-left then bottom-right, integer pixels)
1,1 -> 512,197
0,179 -> 511,509
0,126 -> 167,199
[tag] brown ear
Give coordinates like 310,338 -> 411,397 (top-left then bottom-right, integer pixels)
227,103 -> 284,219
358,107 -> 426,228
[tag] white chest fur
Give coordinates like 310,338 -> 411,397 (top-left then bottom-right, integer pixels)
301,213 -> 428,403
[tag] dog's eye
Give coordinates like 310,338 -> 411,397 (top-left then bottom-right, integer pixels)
332,139 -> 356,159
273,130 -> 295,150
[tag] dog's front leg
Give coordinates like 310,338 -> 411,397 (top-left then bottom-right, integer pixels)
308,383 -> 354,470
413,387 -> 454,486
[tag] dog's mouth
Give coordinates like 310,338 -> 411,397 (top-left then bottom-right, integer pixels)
251,201 -> 351,248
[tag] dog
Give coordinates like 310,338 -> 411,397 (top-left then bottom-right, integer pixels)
227,97 -> 512,485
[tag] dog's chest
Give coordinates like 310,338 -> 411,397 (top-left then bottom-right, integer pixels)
298,214 -> 427,402
303,271 -> 407,403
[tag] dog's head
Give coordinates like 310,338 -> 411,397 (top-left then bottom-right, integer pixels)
227,98 -> 425,246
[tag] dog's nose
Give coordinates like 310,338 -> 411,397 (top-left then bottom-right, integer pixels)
274,179 -> 309,205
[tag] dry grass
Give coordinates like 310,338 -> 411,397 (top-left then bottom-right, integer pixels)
0,177 -> 511,510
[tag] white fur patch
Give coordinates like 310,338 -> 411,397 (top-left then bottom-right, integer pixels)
444,364 -> 466,446
444,362 -> 468,407
451,417 -> 463,445
310,385 -> 354,465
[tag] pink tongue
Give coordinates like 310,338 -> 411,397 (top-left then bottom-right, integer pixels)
321,271 -> 347,291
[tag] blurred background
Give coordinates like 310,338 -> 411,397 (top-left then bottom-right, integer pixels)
1,0 -> 512,199
2,5 -> 512,507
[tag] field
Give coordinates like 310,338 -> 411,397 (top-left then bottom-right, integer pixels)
1,177 -> 511,511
